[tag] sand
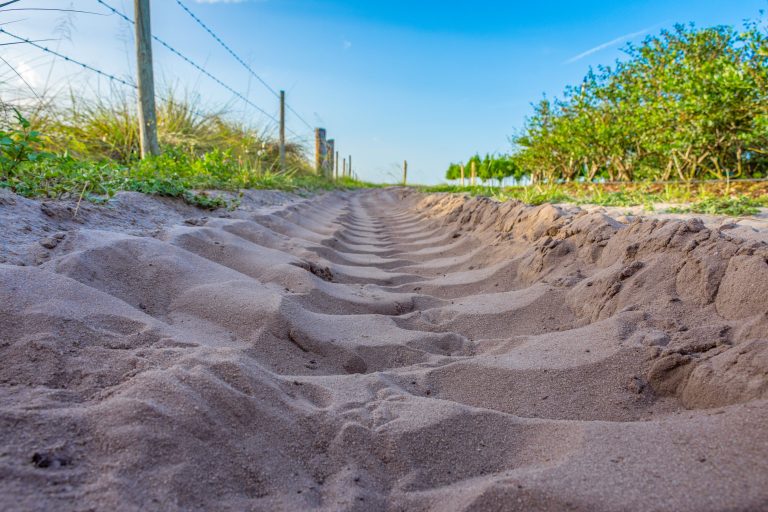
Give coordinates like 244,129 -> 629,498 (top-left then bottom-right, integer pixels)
1,187 -> 767,511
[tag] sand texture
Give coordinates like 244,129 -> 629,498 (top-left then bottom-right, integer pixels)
1,187 -> 767,511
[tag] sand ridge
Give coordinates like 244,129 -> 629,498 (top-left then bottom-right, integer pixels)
1,187 -> 767,511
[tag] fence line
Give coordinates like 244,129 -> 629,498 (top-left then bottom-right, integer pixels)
0,27 -> 217,121
2,1 -> 340,171
95,0 -> 305,137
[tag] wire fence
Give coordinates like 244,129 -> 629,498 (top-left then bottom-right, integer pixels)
0,0 -> 319,144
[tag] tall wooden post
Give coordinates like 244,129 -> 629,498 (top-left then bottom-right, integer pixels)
134,0 -> 159,157
279,90 -> 286,172
460,164 -> 465,187
402,160 -> 408,186
335,150 -> 339,179
314,128 -> 326,174
470,160 -> 477,186
348,155 -> 352,178
342,158 -> 347,178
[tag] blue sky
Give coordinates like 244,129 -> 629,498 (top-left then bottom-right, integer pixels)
4,0 -> 767,183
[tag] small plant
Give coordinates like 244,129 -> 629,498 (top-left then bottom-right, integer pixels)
0,109 -> 49,180
183,191 -> 229,210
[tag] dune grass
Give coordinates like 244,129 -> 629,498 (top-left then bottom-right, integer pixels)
0,90 -> 372,208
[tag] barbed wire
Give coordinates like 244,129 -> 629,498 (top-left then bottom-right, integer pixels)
173,0 -> 316,132
0,27 -> 136,88
155,38 -> 283,128
0,26 -> 212,121
0,39 -> 56,46
95,0 -> 302,138
0,28 -> 242,123
174,0 -> 278,98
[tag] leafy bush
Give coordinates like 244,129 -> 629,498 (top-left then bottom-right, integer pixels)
509,18 -> 768,183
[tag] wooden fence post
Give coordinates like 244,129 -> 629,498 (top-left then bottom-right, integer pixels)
314,128 -> 326,174
134,0 -> 159,157
460,164 -> 465,187
471,160 -> 476,186
335,150 -> 339,179
403,160 -> 408,186
326,139 -> 335,178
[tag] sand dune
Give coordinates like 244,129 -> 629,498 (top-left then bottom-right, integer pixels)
1,187 -> 767,511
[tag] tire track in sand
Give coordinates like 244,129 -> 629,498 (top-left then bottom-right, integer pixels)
1,187 -> 767,511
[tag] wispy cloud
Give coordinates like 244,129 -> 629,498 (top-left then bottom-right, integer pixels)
343,40 -> 352,50
565,25 -> 659,64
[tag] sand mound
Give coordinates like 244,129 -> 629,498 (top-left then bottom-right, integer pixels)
1,187 -> 767,511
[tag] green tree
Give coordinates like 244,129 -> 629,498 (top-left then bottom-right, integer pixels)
445,162 -> 463,180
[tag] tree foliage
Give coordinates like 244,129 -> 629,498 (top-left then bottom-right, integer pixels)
445,162 -> 463,180
509,20 -> 768,182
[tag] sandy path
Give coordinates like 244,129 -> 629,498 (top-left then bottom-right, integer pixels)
1,188 -> 767,511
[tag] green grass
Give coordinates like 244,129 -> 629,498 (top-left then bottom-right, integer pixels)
418,183 -> 575,206
667,195 -> 765,217
417,181 -> 768,217
1,152 -> 376,209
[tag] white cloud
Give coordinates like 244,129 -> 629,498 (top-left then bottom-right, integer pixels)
565,25 -> 659,64
14,60 -> 42,89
